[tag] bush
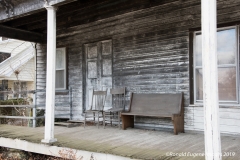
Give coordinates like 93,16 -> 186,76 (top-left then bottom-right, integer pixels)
0,98 -> 28,105
0,99 -> 30,126
36,109 -> 45,127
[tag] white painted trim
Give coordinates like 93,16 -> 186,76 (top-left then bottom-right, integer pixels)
0,138 -> 133,160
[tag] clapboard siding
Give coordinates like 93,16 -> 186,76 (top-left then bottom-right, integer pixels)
36,44 -> 46,104
35,44 -> 71,118
186,106 -> 240,135
55,0 -> 194,124
34,0 -> 240,133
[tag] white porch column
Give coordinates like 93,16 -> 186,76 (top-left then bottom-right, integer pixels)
41,4 -> 57,143
201,0 -> 221,159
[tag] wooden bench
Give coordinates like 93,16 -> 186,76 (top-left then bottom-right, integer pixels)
121,93 -> 184,135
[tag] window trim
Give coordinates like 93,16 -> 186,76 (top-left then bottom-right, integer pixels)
56,47 -> 67,90
193,26 -> 239,104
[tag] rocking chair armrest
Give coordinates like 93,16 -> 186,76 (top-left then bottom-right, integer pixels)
106,108 -> 123,112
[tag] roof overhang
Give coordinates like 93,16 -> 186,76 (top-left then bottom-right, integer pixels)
0,0 -> 76,23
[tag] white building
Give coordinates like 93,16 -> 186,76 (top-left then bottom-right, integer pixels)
0,38 -> 35,99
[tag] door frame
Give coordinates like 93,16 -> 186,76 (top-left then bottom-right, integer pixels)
82,39 -> 113,113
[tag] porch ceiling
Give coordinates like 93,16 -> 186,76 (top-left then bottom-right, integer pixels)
0,0 -> 177,42
0,0 -> 76,22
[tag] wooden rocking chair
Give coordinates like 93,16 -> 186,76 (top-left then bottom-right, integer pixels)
103,87 -> 125,129
84,89 -> 107,128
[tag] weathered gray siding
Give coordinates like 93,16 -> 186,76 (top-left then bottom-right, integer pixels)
55,0 -> 194,122
36,44 -> 72,118
36,0 -> 240,133
35,44 -> 46,111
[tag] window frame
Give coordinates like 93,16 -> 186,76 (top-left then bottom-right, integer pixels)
55,47 -> 67,90
13,81 -> 27,98
193,26 -> 239,104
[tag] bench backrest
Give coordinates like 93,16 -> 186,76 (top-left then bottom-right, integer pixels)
128,93 -> 183,117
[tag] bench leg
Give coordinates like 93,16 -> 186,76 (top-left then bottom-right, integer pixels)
172,115 -> 179,135
118,112 -> 121,129
173,121 -> 178,135
122,115 -> 134,130
103,112 -> 106,129
179,115 -> 184,133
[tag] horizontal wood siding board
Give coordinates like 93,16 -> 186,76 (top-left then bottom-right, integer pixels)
185,107 -> 240,134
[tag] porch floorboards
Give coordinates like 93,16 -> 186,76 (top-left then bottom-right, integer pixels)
0,124 -> 239,159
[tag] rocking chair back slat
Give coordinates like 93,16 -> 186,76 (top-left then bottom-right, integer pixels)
91,90 -> 107,111
84,89 -> 107,128
103,87 -> 126,129
111,87 -> 125,111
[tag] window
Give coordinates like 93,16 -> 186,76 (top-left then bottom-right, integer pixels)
0,80 -> 8,100
194,26 -> 238,103
13,81 -> 27,98
55,48 -> 66,90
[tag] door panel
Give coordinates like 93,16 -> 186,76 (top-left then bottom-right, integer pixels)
87,45 -> 98,59
102,59 -> 112,76
84,40 -> 112,111
102,40 -> 112,56
87,61 -> 97,78
100,40 -> 112,109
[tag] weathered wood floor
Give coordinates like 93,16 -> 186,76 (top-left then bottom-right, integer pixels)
0,124 -> 239,160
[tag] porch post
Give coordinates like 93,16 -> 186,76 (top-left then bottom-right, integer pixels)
41,3 -> 57,143
201,0 -> 221,159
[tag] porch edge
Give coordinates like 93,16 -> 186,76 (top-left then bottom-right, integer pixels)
0,137 -> 136,160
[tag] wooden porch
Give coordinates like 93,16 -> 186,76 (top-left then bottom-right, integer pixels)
0,124 -> 239,160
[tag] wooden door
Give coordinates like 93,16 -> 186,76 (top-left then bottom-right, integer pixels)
83,40 -> 112,111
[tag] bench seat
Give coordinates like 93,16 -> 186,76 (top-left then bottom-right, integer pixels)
121,112 -> 174,118
121,93 -> 184,135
